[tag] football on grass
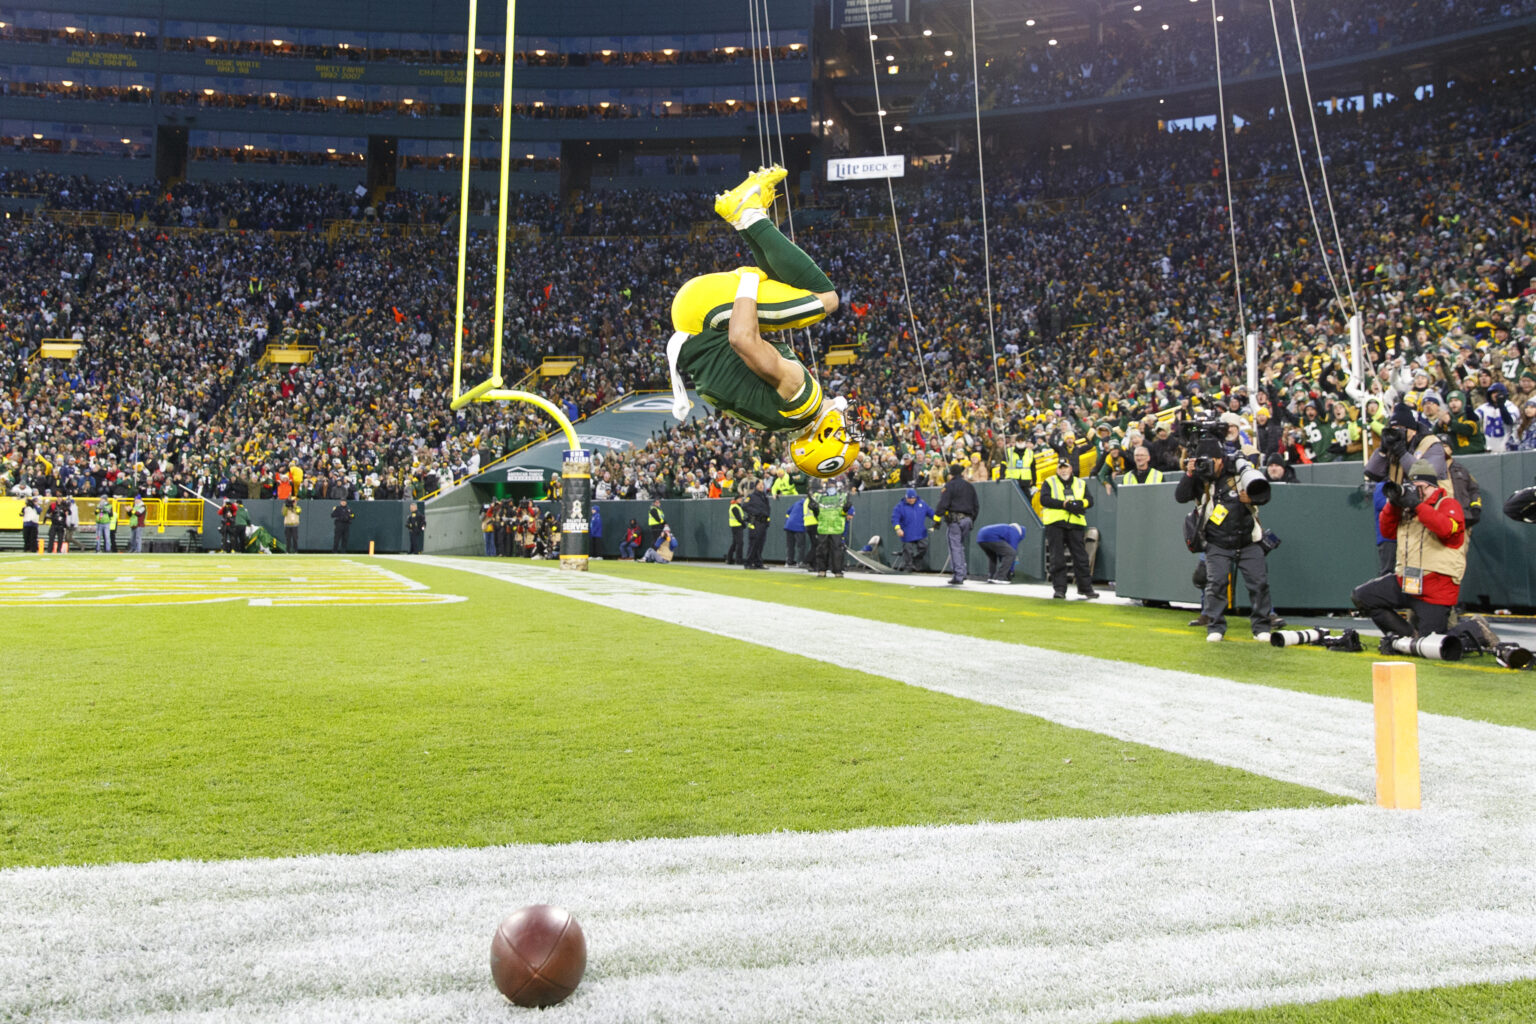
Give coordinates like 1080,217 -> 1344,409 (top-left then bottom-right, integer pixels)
490,904 -> 587,1007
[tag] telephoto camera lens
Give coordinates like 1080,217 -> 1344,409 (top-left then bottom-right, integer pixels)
1237,466 -> 1271,505
1384,633 -> 1463,662
1270,628 -> 1329,648
1493,643 -> 1534,670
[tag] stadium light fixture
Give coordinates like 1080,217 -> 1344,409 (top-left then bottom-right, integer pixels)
893,125 -> 903,132
878,108 -> 887,116
1132,4 -> 1142,10
888,65 -> 898,74
944,49 -> 954,57
206,35 -> 217,43
61,80 -> 73,87
789,43 -> 801,50
534,48 -> 545,56
403,97 -> 414,105
869,33 -> 879,41
203,88 -> 215,95
1026,19 -> 1036,26
663,48 -> 674,55
599,100 -> 610,107
243,143 -> 253,150
533,100 -> 543,107
336,94 -> 346,101
1161,23 -> 1170,30
32,132 -> 42,139
885,54 -> 894,61
726,98 -> 736,105
722,46 -> 736,54
1217,15 -> 1225,21
326,147 -> 336,154
272,39 -> 283,46
922,29 -> 932,37
1048,39 -> 1058,46
122,138 -> 131,144
65,26 -> 77,33
789,95 -> 800,103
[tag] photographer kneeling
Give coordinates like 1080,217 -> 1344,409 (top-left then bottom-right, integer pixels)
1176,439 -> 1283,643
1351,460 -> 1466,645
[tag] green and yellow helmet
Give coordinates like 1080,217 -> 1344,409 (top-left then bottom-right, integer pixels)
790,399 -> 860,479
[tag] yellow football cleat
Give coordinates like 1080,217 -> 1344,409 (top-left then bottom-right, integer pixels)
714,173 -> 769,223
751,164 -> 788,197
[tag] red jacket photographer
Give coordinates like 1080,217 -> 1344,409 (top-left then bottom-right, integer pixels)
1378,482 -> 1466,606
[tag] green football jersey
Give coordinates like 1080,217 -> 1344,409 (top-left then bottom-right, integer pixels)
678,328 -> 823,432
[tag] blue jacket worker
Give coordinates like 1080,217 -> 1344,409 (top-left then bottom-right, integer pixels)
784,497 -> 810,568
590,506 -> 603,558
1372,481 -> 1394,577
976,522 -> 1025,583
890,488 -> 934,572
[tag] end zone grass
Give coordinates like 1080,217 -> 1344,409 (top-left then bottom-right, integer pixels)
592,563 -> 1536,731
1125,978 -> 1536,1024
0,557 -> 1343,869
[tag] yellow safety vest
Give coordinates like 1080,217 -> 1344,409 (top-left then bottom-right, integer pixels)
1004,449 -> 1033,480
1040,476 -> 1087,527
729,502 -> 745,527
1121,468 -> 1164,485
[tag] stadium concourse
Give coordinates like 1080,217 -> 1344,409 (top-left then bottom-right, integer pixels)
6,76 -> 1536,505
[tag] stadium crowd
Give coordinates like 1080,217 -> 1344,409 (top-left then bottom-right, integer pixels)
911,0 -> 1536,116
4,73 -> 1536,505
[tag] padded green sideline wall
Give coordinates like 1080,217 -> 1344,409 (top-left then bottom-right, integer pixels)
424,453 -> 1535,610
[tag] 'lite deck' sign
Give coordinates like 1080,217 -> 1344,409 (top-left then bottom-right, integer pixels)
827,155 -> 906,182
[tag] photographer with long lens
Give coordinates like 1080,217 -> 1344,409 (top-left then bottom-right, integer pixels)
1351,460 -> 1466,650
1364,402 -> 1450,493
1176,434 -> 1282,643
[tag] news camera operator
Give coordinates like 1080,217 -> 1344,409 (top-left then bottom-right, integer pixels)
1176,436 -> 1283,643
1350,460 -> 1466,646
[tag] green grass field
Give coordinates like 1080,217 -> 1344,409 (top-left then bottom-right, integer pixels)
591,561 -> 1536,730
0,557 -> 1344,869
2,553 -> 1531,1024
1126,980 -> 1536,1024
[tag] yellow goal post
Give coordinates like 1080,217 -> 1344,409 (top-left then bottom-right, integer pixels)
448,0 -> 589,568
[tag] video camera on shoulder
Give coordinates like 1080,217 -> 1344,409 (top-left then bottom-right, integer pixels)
1178,419 -> 1226,479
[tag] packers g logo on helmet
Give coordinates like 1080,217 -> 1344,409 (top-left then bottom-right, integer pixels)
791,402 -> 860,479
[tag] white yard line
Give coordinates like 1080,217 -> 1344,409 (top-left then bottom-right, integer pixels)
4,558 -> 1533,1024
410,558 -> 1536,809
3,807 -> 1534,1024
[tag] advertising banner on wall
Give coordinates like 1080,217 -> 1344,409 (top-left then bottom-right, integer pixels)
832,0 -> 911,29
827,154 -> 907,182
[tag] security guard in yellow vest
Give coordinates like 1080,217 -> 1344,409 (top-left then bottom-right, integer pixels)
1003,434 -> 1036,495
1038,460 -> 1099,600
1120,445 -> 1165,485
726,497 -> 746,564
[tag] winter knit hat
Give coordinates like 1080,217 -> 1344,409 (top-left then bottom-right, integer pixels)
1389,403 -> 1419,431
